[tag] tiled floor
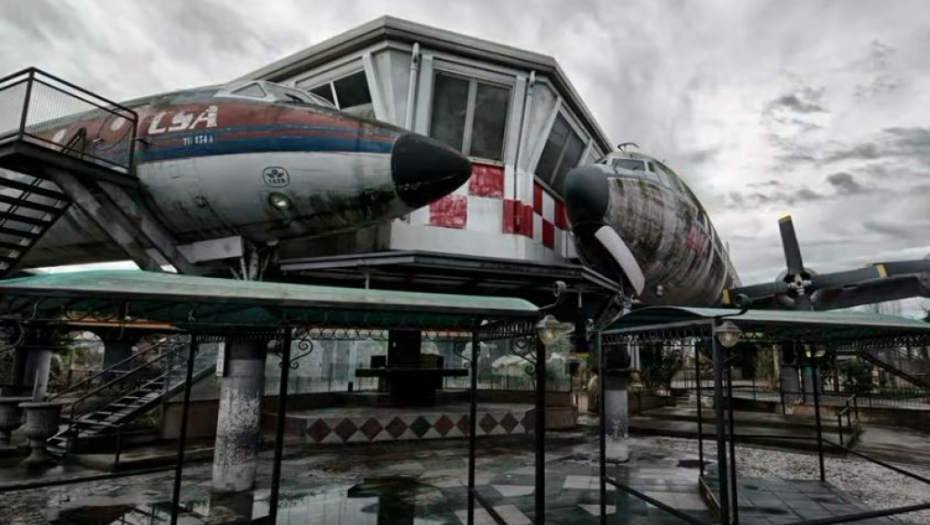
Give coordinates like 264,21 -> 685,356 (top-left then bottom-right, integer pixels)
34,433 -> 889,525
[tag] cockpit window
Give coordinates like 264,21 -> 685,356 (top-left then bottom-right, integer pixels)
231,83 -> 267,99
612,158 -> 646,171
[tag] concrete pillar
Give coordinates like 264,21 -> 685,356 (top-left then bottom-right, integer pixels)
212,339 -> 267,493
604,373 -> 630,462
30,349 -> 53,402
781,365 -> 800,403
802,366 -> 815,403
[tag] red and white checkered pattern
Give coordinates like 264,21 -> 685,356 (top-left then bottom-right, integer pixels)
423,163 -> 569,255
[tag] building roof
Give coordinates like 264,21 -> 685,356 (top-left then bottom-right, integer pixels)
237,16 -> 612,153
0,270 -> 538,329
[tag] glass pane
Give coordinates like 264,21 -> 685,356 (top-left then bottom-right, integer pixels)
469,82 -> 510,161
535,114 -> 571,184
333,71 -> 372,109
429,74 -> 469,152
552,129 -> 585,191
309,84 -> 335,104
612,158 -> 646,171
231,83 -> 266,98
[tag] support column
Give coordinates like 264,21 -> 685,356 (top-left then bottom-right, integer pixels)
10,344 -> 29,396
604,374 -> 629,462
212,339 -> 268,493
802,366 -> 815,404
29,349 -> 53,401
602,343 -> 631,463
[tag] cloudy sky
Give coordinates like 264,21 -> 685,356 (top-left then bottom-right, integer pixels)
2,0 -> 928,314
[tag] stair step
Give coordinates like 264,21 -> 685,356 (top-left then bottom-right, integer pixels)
0,193 -> 62,214
0,211 -> 52,227
0,225 -> 40,239
0,240 -> 29,251
0,177 -> 68,200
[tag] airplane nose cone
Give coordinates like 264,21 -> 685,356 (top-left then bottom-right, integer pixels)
563,165 -> 609,228
391,133 -> 472,209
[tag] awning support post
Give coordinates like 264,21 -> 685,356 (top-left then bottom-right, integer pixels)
268,327 -> 293,523
535,334 -> 546,524
598,331 -> 607,525
812,353 -> 826,482
726,348 -> 739,524
712,321 -> 731,525
467,331 -> 479,525
170,334 -> 198,525
695,344 -> 705,476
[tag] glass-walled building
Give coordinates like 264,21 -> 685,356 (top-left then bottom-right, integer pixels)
240,16 -> 612,267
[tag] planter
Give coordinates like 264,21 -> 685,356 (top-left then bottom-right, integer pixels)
19,401 -> 66,467
0,397 -> 31,449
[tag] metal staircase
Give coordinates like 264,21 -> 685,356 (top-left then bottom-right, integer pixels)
47,339 -> 218,452
0,67 -> 197,275
0,173 -> 70,276
856,347 -> 930,389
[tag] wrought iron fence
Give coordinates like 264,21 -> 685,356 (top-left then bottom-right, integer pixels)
0,68 -> 137,173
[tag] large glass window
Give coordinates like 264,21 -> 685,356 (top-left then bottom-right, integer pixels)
307,71 -> 374,119
536,113 -> 586,191
429,73 -> 511,162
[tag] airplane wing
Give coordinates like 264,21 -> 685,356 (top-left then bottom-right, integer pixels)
724,216 -> 930,311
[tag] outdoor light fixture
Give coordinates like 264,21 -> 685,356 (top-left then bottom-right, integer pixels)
536,314 -> 564,346
268,192 -> 291,211
714,321 -> 742,348
805,346 -> 827,359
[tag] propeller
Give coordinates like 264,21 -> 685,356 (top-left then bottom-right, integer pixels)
725,216 -> 930,311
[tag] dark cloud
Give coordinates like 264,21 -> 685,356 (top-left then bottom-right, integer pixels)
726,186 -> 825,208
825,172 -> 865,194
767,86 -> 828,114
863,221 -> 916,240
825,127 -> 930,164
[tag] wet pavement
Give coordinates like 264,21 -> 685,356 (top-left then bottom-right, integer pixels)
0,431 -> 907,525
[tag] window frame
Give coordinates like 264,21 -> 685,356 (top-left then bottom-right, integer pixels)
534,108 -> 588,193
428,70 -> 513,164
304,69 -> 373,113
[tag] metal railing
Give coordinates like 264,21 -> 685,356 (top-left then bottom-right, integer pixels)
49,340 -> 173,402
0,67 -> 137,173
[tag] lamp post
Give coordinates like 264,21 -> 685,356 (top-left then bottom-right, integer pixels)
533,313 -> 566,524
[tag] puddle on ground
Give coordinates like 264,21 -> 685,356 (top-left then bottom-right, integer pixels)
46,477 -> 455,525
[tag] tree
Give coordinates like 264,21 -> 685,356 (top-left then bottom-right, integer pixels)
639,343 -> 685,392
841,358 -> 874,395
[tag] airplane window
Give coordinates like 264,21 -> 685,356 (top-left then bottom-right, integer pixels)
231,83 -> 267,99
612,159 -> 646,171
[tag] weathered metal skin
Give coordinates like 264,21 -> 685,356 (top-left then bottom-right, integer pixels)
16,81 -> 471,268
564,151 -> 740,306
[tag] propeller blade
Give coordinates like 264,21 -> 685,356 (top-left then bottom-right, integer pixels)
810,266 -> 884,290
873,259 -> 930,277
779,215 -> 805,275
726,281 -> 790,304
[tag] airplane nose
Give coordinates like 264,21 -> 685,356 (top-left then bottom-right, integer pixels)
391,133 -> 472,209
563,165 -> 610,228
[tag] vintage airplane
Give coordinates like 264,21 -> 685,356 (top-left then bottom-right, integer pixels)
562,145 -> 930,311
5,79 -> 471,275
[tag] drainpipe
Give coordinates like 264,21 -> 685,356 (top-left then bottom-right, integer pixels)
514,71 -> 536,202
404,43 -> 421,130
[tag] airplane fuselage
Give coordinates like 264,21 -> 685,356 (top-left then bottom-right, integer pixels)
17,80 -> 470,268
564,151 -> 740,306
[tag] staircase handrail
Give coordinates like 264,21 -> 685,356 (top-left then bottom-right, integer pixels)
63,340 -> 187,425
864,346 -> 930,369
49,337 -> 173,401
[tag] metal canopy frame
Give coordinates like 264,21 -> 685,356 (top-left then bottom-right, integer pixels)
0,270 -> 551,524
596,307 -> 930,525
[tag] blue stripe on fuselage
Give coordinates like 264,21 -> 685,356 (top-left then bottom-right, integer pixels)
134,125 -> 395,164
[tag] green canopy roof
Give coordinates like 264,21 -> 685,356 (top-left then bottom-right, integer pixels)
0,270 -> 539,330
604,306 -> 930,345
